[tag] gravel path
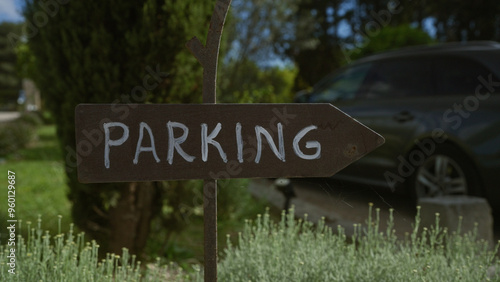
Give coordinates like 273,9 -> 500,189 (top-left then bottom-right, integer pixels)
249,178 -> 499,241
0,112 -> 20,123
249,178 -> 416,237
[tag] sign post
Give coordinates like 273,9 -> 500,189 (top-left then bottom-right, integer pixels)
185,1 -> 232,280
75,1 -> 384,281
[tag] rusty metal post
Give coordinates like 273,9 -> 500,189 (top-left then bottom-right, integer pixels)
202,179 -> 217,280
186,1 -> 232,281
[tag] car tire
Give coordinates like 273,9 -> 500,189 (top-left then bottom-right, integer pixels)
408,144 -> 481,202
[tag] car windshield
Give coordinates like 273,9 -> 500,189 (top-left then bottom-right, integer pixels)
309,63 -> 371,103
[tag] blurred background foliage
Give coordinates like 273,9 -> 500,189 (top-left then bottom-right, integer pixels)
347,24 -> 434,61
0,0 -> 498,263
0,22 -> 22,110
221,0 -> 500,90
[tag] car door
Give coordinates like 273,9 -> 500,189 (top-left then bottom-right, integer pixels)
431,54 -> 500,198
316,56 -> 434,189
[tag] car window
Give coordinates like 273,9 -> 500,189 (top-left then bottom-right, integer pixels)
434,56 -> 494,96
309,63 -> 372,103
359,57 -> 433,99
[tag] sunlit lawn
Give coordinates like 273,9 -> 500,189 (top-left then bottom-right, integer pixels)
0,125 -> 72,242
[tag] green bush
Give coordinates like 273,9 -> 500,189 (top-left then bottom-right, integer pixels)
346,24 -> 435,63
15,112 -> 43,127
0,119 -> 37,157
0,125 -> 17,156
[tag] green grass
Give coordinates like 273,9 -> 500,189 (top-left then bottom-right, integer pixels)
0,125 -> 72,241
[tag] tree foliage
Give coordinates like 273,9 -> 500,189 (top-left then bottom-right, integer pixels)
23,0 -> 213,256
218,58 -> 297,103
0,22 -> 23,108
427,0 -> 500,42
348,24 -> 434,61
217,0 -> 298,103
254,0 -> 500,89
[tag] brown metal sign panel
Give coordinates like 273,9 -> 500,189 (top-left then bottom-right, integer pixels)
75,103 -> 384,183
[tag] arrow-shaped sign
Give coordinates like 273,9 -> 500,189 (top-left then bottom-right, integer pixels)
75,103 -> 384,183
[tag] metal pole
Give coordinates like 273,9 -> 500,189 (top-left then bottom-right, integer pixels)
203,45 -> 217,281
203,179 -> 217,281
186,1 -> 232,280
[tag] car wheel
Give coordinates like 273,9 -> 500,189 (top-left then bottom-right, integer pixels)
410,145 -> 480,200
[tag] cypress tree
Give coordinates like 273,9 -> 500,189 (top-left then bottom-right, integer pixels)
23,0 -> 212,256
0,22 -> 22,107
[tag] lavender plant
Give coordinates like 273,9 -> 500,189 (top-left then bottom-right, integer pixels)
2,206 -> 499,281
0,216 -> 183,281
216,205 -> 500,281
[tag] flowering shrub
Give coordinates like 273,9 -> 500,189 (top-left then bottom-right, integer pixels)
2,206 -> 499,281
218,205 -> 500,281
0,216 -> 185,281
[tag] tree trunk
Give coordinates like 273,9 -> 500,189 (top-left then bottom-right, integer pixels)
107,182 -> 156,256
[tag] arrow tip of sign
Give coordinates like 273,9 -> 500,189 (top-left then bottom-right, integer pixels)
369,131 -> 385,153
344,128 -> 385,160
377,134 -> 385,146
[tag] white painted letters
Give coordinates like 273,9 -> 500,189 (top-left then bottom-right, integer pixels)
167,121 -> 195,164
133,122 -> 160,165
255,123 -> 285,163
201,123 -> 227,163
293,125 -> 321,160
103,121 -> 322,168
103,122 -> 130,169
236,122 -> 243,163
